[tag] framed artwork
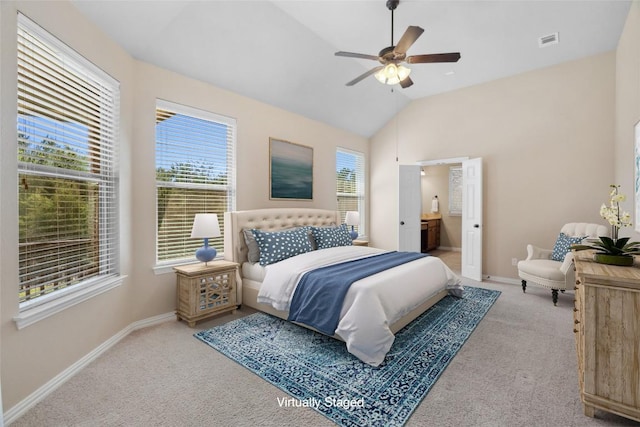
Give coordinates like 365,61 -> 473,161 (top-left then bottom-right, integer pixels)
269,138 -> 313,200
635,120 -> 640,232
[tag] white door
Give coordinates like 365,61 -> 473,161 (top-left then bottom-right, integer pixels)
461,158 -> 483,281
398,165 -> 421,252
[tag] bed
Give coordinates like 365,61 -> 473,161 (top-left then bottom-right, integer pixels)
223,208 -> 463,366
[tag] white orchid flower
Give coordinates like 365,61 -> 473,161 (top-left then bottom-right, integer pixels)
612,194 -> 626,203
599,204 -> 608,216
586,185 -> 639,255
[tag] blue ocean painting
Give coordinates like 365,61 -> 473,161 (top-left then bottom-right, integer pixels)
270,139 -> 313,199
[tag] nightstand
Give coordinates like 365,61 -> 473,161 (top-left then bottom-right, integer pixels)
353,240 -> 369,247
174,260 -> 239,327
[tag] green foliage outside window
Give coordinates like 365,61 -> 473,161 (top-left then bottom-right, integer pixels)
18,133 -> 98,302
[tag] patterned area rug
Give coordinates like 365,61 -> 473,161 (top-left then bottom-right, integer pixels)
195,286 -> 500,427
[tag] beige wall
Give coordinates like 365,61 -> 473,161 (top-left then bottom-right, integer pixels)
370,52 -> 616,279
421,165 -> 462,249
1,0 -> 135,413
130,62 -> 368,322
0,0 -> 367,414
615,1 -> 640,241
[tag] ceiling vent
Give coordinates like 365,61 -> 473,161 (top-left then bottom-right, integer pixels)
538,32 -> 559,48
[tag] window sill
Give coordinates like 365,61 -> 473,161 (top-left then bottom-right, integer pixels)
14,275 -> 126,330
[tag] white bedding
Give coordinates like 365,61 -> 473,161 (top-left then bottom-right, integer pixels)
256,246 -> 463,366
242,261 -> 267,283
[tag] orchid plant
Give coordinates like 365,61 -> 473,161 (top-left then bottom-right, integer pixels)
574,185 -> 640,257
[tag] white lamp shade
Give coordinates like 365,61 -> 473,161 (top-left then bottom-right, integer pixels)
190,213 -> 221,239
397,65 -> 411,81
345,211 -> 360,226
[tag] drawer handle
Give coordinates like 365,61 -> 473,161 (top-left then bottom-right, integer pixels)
574,286 -> 579,290
573,328 -> 579,333
574,308 -> 578,312
574,319 -> 580,324
575,280 -> 581,285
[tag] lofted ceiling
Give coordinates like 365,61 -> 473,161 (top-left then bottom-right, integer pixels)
71,0 -> 631,137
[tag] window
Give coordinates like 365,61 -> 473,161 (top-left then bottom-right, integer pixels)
336,148 -> 365,236
155,100 -> 236,264
17,15 -> 120,304
449,166 -> 463,216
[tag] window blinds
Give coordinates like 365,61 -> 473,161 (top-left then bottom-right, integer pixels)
336,148 -> 365,234
17,14 -> 120,303
155,100 -> 236,263
449,166 -> 463,216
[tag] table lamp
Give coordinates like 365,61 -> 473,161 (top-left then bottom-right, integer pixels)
345,211 -> 360,240
190,213 -> 221,264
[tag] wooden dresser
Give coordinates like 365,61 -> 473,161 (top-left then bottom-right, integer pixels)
573,250 -> 640,422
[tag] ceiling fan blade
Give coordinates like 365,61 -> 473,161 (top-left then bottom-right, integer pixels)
394,26 -> 424,55
346,66 -> 384,86
335,51 -> 380,61
406,52 -> 461,64
399,76 -> 413,89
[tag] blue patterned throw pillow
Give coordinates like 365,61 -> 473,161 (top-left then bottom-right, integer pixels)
251,227 -> 313,266
550,232 -> 584,261
310,224 -> 353,250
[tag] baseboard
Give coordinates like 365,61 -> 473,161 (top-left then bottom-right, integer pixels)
436,246 -> 461,252
3,312 -> 176,425
129,311 -> 176,331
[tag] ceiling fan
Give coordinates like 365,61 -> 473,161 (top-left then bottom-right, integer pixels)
335,0 -> 461,88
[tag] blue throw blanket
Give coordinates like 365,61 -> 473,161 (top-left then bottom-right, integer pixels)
288,251 -> 428,335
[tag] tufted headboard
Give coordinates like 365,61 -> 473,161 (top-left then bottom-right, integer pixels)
224,208 -> 341,265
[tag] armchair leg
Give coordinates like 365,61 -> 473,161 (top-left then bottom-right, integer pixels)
521,280 -> 527,293
551,289 -> 559,306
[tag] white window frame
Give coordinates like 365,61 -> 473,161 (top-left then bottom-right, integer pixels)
14,14 -> 123,329
336,147 -> 366,239
153,99 -> 236,274
449,166 -> 463,216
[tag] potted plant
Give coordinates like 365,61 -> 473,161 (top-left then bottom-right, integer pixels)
572,185 -> 640,266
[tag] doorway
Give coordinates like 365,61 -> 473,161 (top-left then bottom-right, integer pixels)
407,157 -> 483,281
421,164 -> 462,273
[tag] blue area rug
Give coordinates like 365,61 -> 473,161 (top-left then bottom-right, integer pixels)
195,286 -> 500,427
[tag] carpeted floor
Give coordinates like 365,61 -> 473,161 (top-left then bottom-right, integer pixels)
11,275 -> 640,427
194,287 -> 500,427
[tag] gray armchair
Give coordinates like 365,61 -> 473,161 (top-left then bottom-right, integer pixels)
517,222 -> 608,305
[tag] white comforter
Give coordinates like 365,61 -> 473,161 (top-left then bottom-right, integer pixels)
257,246 -> 463,366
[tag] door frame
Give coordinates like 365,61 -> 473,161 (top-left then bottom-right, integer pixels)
416,156 -> 483,281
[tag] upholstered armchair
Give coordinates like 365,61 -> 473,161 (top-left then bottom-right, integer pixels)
517,223 -> 609,305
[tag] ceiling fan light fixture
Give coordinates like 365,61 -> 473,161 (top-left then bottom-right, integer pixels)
397,64 -> 411,80
375,63 -> 396,84
374,63 -> 411,85
385,63 -> 398,78
335,1 -> 460,88
374,68 -> 388,84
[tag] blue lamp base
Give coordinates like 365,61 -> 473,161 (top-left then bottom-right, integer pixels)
195,238 -> 217,264
349,226 -> 358,241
